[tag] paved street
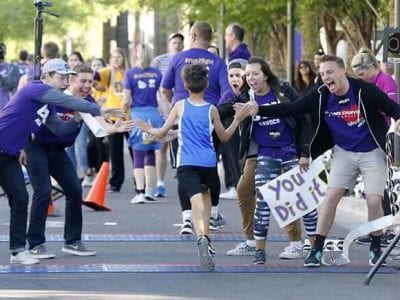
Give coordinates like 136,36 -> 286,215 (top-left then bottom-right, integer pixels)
0,155 -> 399,299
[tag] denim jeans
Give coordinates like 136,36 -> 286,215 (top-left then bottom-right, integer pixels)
26,143 -> 83,248
0,151 -> 29,252
66,123 -> 89,178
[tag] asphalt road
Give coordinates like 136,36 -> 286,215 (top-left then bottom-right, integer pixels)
0,153 -> 399,299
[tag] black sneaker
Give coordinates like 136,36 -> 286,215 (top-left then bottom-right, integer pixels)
381,233 -> 396,247
62,241 -> 96,256
355,235 -> 371,245
253,249 -> 266,264
369,248 -> 387,266
304,249 -> 322,267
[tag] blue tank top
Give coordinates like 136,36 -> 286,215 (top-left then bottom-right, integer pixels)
177,98 -> 216,167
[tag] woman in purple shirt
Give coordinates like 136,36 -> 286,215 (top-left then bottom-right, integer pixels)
123,44 -> 163,204
245,57 -> 318,265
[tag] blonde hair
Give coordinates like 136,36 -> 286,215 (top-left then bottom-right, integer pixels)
351,48 -> 379,72
135,44 -> 153,69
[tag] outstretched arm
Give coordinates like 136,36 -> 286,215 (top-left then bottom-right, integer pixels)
212,104 -> 251,142
137,101 -> 180,139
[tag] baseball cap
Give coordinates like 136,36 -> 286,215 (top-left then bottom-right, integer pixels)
228,58 -> 247,70
42,58 -> 77,75
169,32 -> 184,41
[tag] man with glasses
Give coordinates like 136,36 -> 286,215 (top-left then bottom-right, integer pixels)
224,23 -> 251,62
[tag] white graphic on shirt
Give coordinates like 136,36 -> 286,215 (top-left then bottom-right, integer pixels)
34,104 -> 50,127
148,79 -> 156,88
138,80 -> 147,89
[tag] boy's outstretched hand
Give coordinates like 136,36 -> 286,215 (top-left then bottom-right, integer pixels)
112,119 -> 136,133
135,119 -> 152,133
233,100 -> 259,117
234,102 -> 255,122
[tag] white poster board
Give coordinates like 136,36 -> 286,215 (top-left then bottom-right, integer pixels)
257,156 -> 327,228
79,112 -> 108,138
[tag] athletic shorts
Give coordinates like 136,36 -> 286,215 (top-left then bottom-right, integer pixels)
328,146 -> 387,196
177,165 -> 219,199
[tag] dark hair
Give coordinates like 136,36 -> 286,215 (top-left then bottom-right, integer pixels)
247,56 -> 285,101
19,50 -> 28,61
321,55 -> 345,69
92,57 -> 106,68
230,23 -> 245,42
295,60 -> 316,93
69,51 -> 84,63
43,41 -> 59,59
181,64 -> 208,93
72,64 -> 93,74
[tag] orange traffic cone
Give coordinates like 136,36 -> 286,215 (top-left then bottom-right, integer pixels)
83,162 -> 111,211
47,196 -> 60,217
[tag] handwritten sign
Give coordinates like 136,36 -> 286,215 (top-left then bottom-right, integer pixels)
257,156 -> 327,228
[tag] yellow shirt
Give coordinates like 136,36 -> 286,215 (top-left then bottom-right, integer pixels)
98,67 -> 125,109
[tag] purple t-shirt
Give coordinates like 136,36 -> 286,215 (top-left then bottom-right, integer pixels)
252,90 -> 295,159
0,81 -> 53,155
324,85 -> 377,152
34,95 -> 96,146
161,48 -> 230,106
124,67 -> 162,108
228,43 -> 251,62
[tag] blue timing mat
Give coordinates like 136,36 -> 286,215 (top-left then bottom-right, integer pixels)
0,263 -> 396,274
0,234 -> 289,242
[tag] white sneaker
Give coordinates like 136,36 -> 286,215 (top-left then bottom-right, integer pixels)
10,250 -> 40,265
226,242 -> 256,256
220,187 -> 237,199
131,193 -> 146,204
180,219 -> 193,234
279,243 -> 304,259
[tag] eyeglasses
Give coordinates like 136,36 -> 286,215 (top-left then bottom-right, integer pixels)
299,65 -> 309,69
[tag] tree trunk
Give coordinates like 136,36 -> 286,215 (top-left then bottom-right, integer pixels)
102,19 -> 112,63
269,23 -> 287,79
134,11 -> 141,48
323,12 -> 338,54
116,11 -> 129,62
153,10 -> 167,56
299,10 -> 321,62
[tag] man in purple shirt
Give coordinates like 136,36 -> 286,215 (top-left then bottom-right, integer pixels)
245,55 -> 400,268
0,58 -> 123,264
161,21 -> 230,106
224,23 -> 251,62
160,21 -> 230,234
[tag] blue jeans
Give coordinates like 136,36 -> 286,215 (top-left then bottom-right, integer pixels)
0,150 -> 29,252
66,123 -> 89,178
26,143 -> 83,248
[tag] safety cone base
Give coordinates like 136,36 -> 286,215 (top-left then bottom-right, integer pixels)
84,162 -> 111,211
83,200 -> 111,211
